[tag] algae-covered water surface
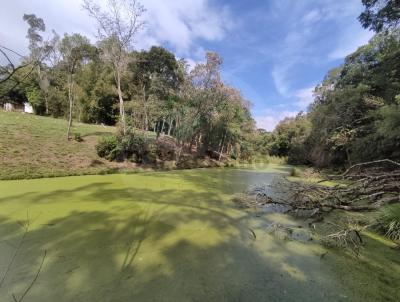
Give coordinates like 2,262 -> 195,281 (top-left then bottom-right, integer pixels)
0,165 -> 399,301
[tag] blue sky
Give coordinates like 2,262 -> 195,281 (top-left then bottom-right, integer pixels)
0,0 -> 374,130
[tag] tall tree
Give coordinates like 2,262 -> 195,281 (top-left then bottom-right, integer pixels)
59,34 -> 93,140
83,0 -> 145,134
127,46 -> 182,131
0,14 -> 54,100
23,14 -> 57,114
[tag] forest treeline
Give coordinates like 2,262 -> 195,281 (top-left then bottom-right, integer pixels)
1,0 -> 399,167
262,29 -> 400,167
259,0 -> 400,168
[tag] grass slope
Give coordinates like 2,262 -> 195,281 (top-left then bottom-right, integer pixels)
0,110 -> 121,179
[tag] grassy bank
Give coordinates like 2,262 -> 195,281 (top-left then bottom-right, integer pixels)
0,111 -> 288,180
0,110 -> 125,180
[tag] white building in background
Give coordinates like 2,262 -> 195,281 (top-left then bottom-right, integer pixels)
3,102 -> 34,113
4,103 -> 14,111
24,102 -> 34,113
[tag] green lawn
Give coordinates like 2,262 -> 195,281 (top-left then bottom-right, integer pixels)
0,111 -> 121,179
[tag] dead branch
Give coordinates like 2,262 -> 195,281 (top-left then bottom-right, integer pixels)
12,250 -> 47,302
341,159 -> 400,178
233,160 -> 400,217
0,212 -> 30,289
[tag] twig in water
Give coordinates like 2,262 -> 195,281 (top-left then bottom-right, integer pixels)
249,228 -> 257,240
0,211 -> 30,289
12,250 -> 47,302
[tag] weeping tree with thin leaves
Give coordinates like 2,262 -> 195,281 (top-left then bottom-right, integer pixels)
83,0 -> 145,135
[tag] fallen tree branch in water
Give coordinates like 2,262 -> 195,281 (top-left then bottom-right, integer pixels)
233,160 -> 400,217
321,223 -> 365,256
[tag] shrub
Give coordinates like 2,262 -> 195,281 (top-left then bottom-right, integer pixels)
96,135 -> 119,160
380,205 -> 400,241
74,132 -> 83,142
96,132 -> 157,163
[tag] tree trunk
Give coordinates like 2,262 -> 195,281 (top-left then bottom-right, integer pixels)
44,95 -> 49,115
218,131 -> 227,161
161,118 -> 165,134
37,65 -> 49,115
167,117 -> 172,136
142,84 -> 148,131
66,74 -> 74,140
116,68 -> 126,135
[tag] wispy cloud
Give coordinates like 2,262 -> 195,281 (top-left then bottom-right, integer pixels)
0,0 -> 232,62
254,85 -> 315,131
328,26 -> 374,59
255,109 -> 298,131
295,87 -> 315,110
271,65 -> 291,96
138,0 -> 232,56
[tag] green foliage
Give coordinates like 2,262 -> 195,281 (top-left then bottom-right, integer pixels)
284,29 -> 400,167
256,29 -> 400,168
26,85 -> 45,114
380,205 -> 400,241
96,135 -> 120,160
74,132 -> 83,142
359,0 -> 400,33
96,132 -> 157,163
266,113 -> 311,164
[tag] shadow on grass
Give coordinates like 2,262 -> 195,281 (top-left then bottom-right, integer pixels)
81,131 -> 114,138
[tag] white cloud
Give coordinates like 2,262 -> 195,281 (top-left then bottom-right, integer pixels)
255,109 -> 297,131
295,87 -> 315,110
0,0 -> 232,61
302,9 -> 321,25
328,27 -> 374,60
254,85 -> 315,131
127,0 -> 232,56
269,0 -> 371,99
271,65 -> 291,96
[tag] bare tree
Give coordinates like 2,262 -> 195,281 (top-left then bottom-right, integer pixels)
83,0 -> 145,134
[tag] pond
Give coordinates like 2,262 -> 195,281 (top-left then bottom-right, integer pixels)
0,164 -> 398,301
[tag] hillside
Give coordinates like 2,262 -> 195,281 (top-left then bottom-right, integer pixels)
0,110 -> 127,179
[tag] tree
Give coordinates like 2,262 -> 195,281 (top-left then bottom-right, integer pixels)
0,14 -> 54,101
126,46 -> 182,131
300,29 -> 400,167
58,34 -> 93,140
23,14 -> 58,114
359,0 -> 400,32
83,0 -> 145,134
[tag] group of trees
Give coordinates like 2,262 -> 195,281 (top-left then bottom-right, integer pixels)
261,0 -> 400,168
0,0 -> 256,160
2,0 -> 398,166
